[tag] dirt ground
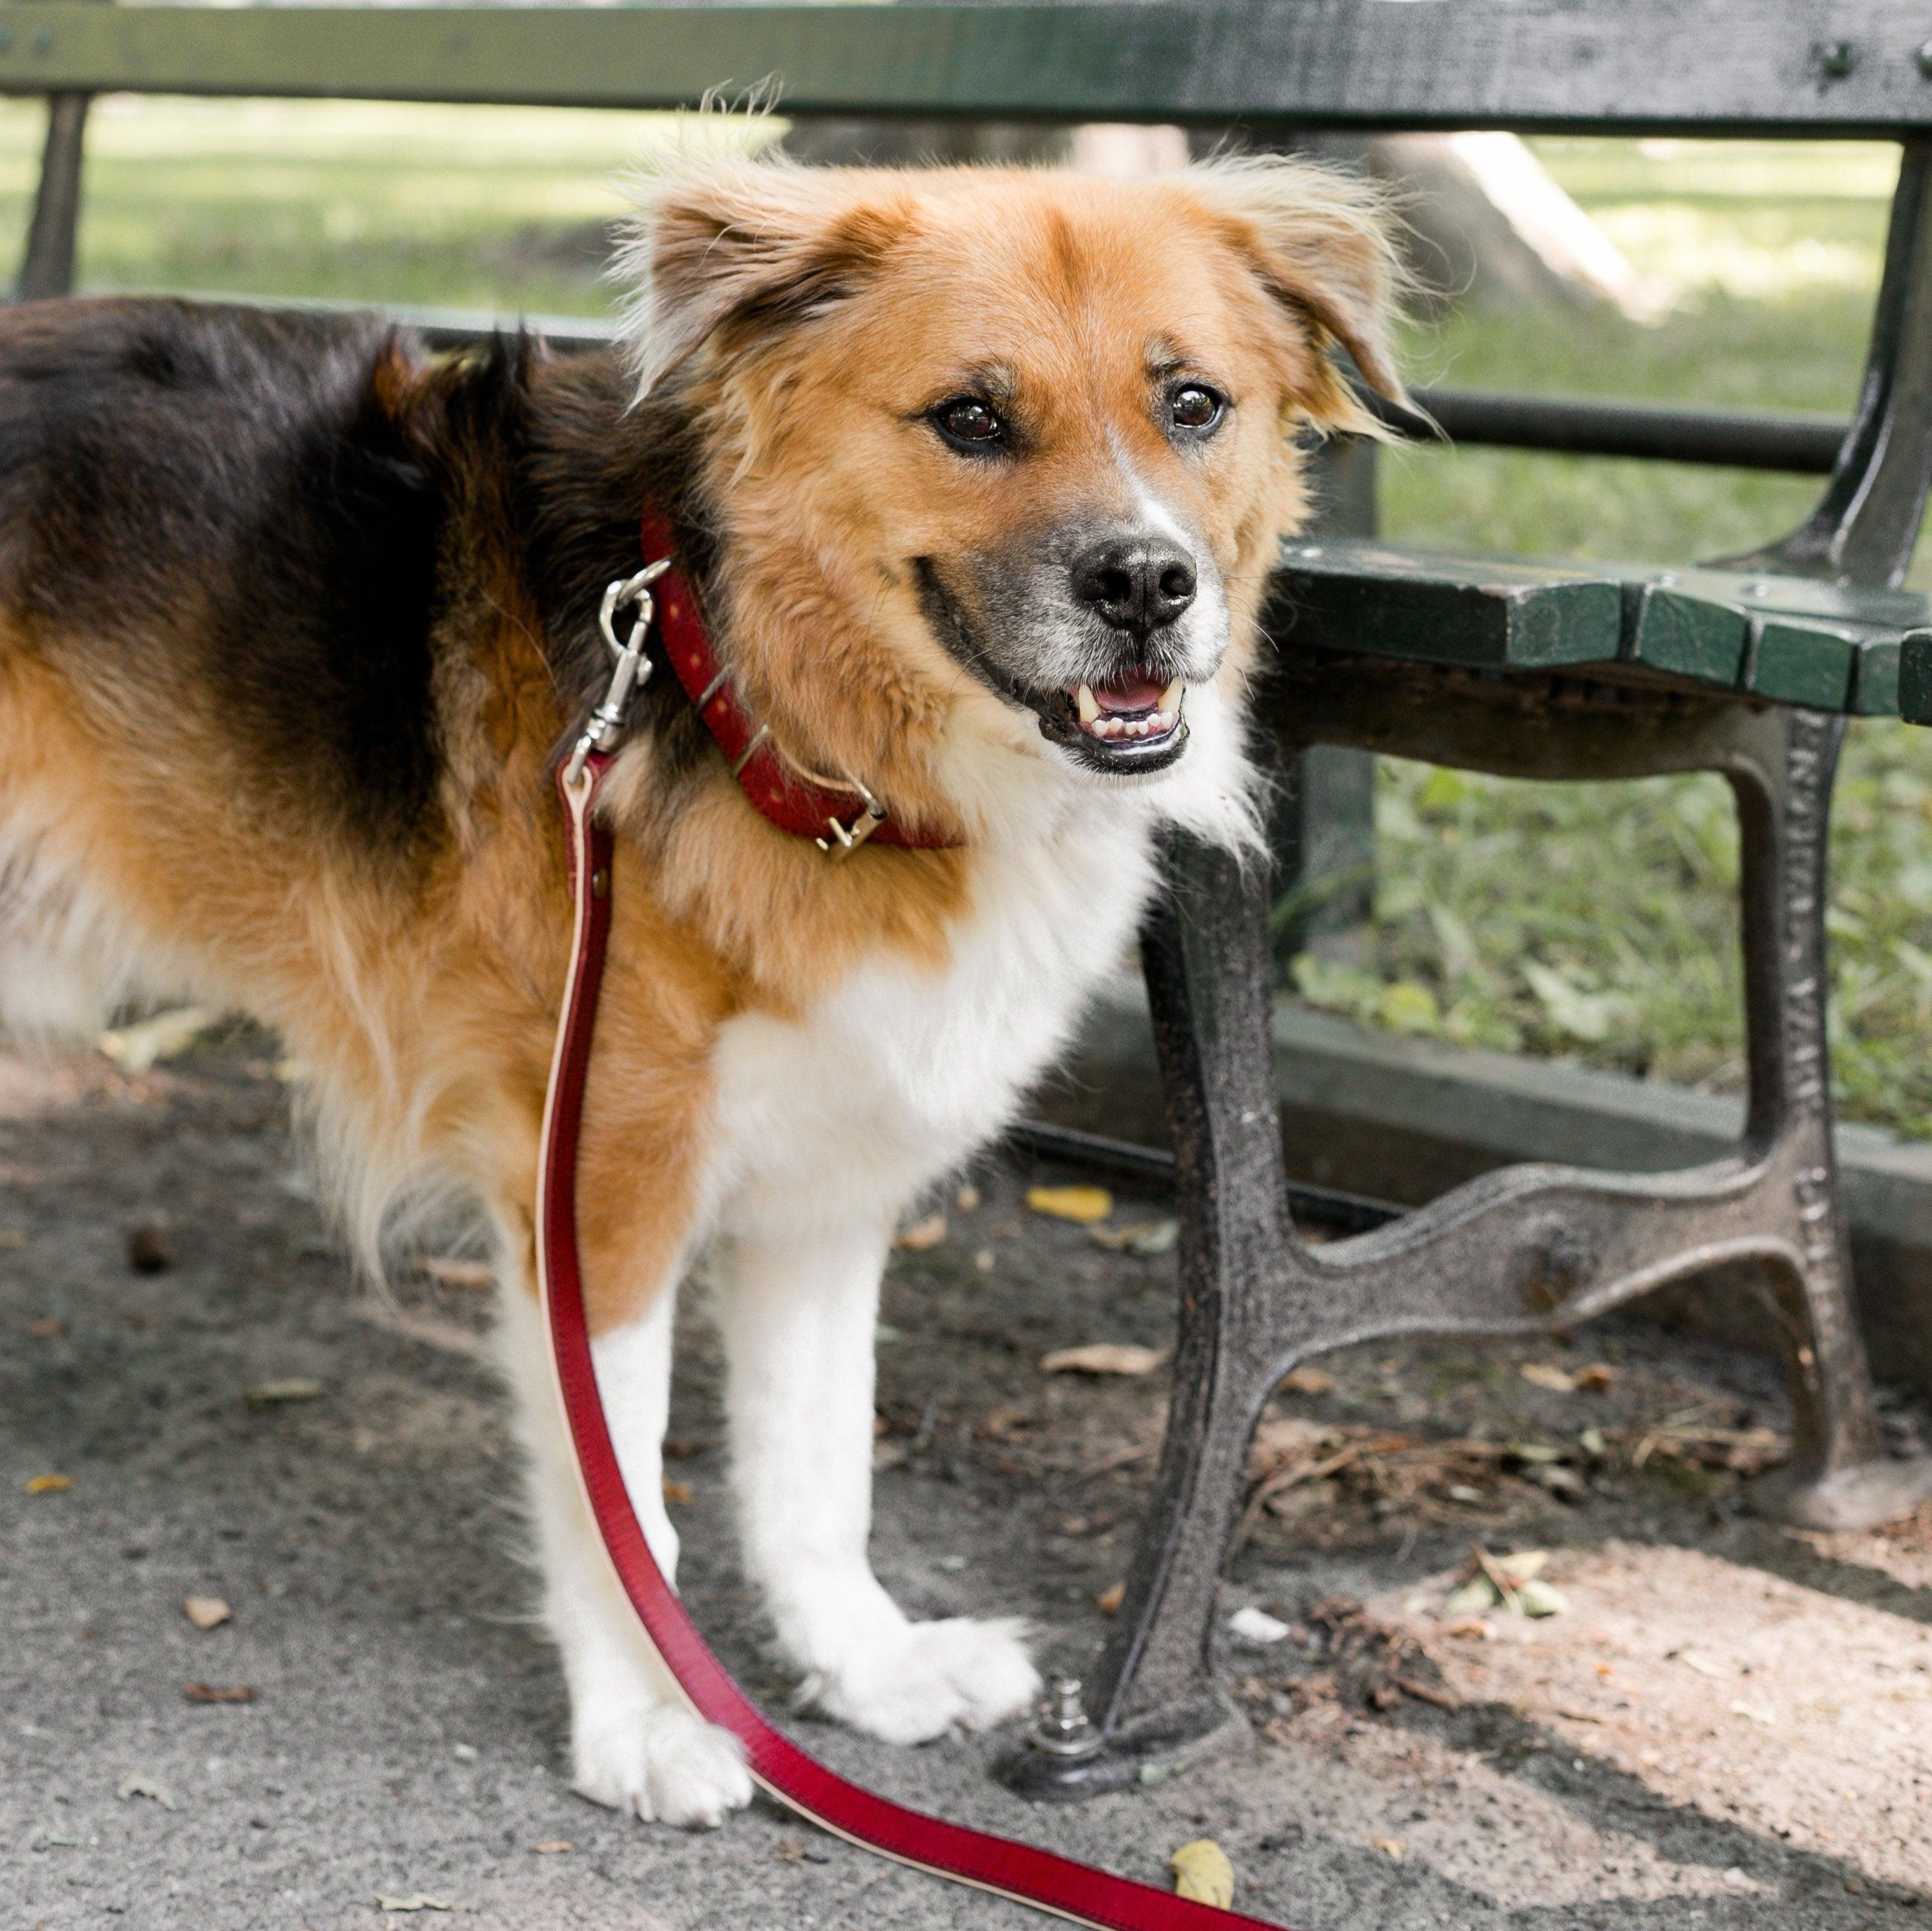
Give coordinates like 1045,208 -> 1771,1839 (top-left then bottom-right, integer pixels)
4,1028 -> 1931,1929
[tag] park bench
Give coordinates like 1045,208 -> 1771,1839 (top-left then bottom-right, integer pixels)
13,0 -> 1932,1799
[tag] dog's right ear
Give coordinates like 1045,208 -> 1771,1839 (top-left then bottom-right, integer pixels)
617,156 -> 906,397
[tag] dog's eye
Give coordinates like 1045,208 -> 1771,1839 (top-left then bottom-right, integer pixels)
1169,383 -> 1226,434
933,397 -> 1006,450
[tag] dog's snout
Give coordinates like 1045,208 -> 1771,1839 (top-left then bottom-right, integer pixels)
1071,536 -> 1197,637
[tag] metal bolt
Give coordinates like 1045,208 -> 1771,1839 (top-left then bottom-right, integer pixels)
1817,38 -> 1856,80
1030,1675 -> 1101,1759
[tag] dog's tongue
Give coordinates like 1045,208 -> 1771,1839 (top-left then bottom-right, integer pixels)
1090,672 -> 1167,715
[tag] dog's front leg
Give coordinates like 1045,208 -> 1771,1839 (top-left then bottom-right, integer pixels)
715,1218 -> 1041,1743
496,1278 -> 752,1827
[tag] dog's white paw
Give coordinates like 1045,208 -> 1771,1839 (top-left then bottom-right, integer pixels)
810,1616 -> 1040,1745
572,1703 -> 753,1828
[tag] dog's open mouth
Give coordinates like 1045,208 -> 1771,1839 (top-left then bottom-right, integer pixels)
1035,668 -> 1191,772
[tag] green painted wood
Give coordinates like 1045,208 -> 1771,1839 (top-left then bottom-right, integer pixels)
1270,537 -> 1922,712
1272,539 -> 1624,671
1627,584 -> 1748,686
1749,618 -> 1859,710
5,3 -> 1932,132
1898,631 -> 1932,722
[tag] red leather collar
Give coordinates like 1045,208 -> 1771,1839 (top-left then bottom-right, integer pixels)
642,509 -> 959,853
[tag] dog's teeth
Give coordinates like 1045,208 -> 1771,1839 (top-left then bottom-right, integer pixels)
1075,683 -> 1100,724
1160,677 -> 1184,712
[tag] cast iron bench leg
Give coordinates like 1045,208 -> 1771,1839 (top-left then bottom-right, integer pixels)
1000,704 -> 1932,1798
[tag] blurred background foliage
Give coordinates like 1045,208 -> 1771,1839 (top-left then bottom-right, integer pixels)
1,102 -> 1927,1131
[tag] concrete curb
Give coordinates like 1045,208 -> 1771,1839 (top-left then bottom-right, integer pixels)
1045,984 -> 1932,1387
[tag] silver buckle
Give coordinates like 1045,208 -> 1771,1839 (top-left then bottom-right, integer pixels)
814,776 -> 888,858
564,558 -> 673,787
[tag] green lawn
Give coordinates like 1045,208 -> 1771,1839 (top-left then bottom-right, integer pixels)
0,102 -> 1924,1132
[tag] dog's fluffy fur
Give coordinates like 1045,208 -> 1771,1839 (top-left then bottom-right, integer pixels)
0,153 -> 1401,1825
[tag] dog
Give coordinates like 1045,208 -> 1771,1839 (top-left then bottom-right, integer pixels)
0,149 -> 1402,1828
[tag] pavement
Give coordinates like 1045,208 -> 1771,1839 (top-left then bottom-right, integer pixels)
4,1030 -> 1930,1929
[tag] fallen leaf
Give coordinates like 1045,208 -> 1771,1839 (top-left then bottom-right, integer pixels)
183,1595 -> 231,1631
23,1473 -> 70,1494
421,1257 -> 493,1289
1372,1835 -> 1406,1861
1169,1839 -> 1235,1908
1572,1363 -> 1615,1391
1096,1582 -> 1125,1615
978,1405 -> 1030,1441
1279,1366 -> 1335,1397
185,1682 -> 255,1704
530,1841 -> 573,1855
376,1898 -> 453,1914
1677,1652 -> 1729,1679
1040,1343 -> 1167,1377
1514,1579 -> 1569,1619
954,1184 -> 981,1212
244,1379 -> 324,1409
1250,1416 -> 1337,1468
1088,1218 -> 1179,1256
1520,1362 -> 1577,1393
1228,1606 -> 1292,1645
895,1212 -> 947,1251
26,1318 -> 64,1338
116,1774 -> 176,1810
1025,1184 -> 1113,1224
1443,1576 -> 1496,1617
99,1006 -> 214,1073
1729,1698 -> 1778,1726
661,1479 -> 692,1505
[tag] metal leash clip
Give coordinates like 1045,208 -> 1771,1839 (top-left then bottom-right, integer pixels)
564,557 -> 674,789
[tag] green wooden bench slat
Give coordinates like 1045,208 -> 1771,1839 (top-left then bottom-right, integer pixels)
1274,537 -> 1927,716
4,2 -> 1932,133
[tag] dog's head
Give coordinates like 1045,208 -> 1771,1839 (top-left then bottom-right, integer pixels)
618,153 -> 1404,823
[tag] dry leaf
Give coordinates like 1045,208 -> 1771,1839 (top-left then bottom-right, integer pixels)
1228,1606 -> 1292,1645
1514,1579 -> 1569,1618
895,1212 -> 947,1251
1495,1549 -> 1549,1583
99,1007 -> 213,1073
421,1257 -> 493,1289
1279,1366 -> 1335,1397
184,1595 -> 231,1631
1025,1185 -> 1113,1224
1729,1698 -> 1778,1726
376,1898 -> 453,1914
1443,1576 -> 1497,1617
1088,1218 -> 1179,1256
1169,1839 -> 1235,1908
530,1841 -> 573,1855
1519,1362 -> 1577,1393
1096,1582 -> 1125,1615
1039,1343 -> 1167,1377
23,1473 -> 70,1493
185,1682 -> 255,1704
245,1379 -> 323,1409
116,1774 -> 177,1810
661,1479 -> 693,1505
1572,1362 -> 1615,1391
1373,1835 -> 1406,1861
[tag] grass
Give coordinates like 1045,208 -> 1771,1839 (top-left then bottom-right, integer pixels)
0,103 -> 1924,1130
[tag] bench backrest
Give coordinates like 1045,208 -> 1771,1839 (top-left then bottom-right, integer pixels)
1,1 -> 1928,591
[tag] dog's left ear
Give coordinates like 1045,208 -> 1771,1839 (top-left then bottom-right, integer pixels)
617,155 -> 905,395
1185,155 -> 1410,433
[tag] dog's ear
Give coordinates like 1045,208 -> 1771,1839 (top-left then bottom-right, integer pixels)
1184,155 -> 1410,432
617,156 -> 906,395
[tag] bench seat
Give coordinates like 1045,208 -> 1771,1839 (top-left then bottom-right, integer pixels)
1275,535 -> 1931,718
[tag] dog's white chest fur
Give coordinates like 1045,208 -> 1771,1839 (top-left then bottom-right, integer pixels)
709,804 -> 1159,1237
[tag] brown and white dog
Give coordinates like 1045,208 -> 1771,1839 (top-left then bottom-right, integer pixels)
0,152 -> 1401,1827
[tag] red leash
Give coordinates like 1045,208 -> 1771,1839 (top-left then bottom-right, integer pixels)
534,564 -> 1289,1929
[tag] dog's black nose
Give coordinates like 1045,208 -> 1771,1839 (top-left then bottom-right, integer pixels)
1071,537 -> 1197,636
